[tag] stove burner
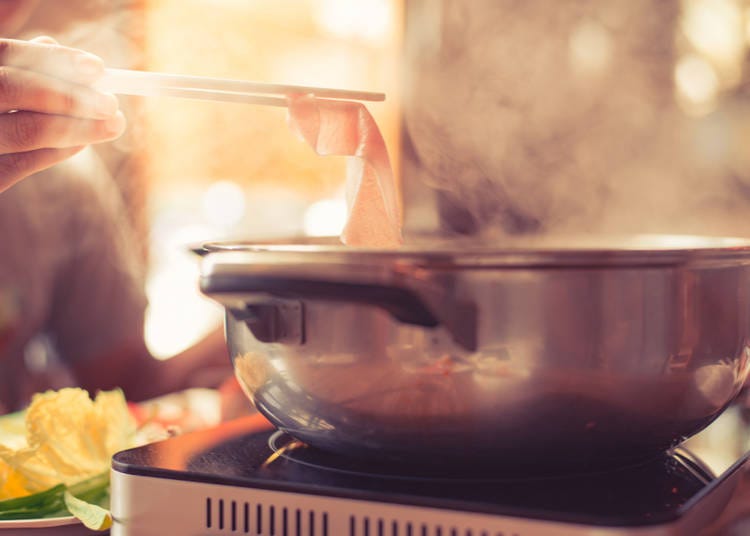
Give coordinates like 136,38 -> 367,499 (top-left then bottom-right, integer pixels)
265,430 -> 496,481
265,429 -> 711,485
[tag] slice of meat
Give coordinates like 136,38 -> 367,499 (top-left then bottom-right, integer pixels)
287,94 -> 402,247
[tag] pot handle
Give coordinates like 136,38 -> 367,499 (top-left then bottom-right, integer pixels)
201,273 -> 440,328
201,270 -> 478,351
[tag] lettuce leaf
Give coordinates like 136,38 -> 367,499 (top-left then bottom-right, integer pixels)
0,388 -> 136,530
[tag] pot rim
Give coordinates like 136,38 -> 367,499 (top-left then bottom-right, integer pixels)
196,234 -> 750,269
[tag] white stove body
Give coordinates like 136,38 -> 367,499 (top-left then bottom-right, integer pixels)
110,468 -> 736,536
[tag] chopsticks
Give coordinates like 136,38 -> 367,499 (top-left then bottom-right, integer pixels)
95,68 -> 386,106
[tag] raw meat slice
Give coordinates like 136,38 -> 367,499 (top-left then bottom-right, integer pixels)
287,95 -> 402,247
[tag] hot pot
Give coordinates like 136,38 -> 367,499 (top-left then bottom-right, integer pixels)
198,235 -> 750,473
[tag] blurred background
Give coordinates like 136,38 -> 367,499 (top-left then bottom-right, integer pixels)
15,0 -> 750,363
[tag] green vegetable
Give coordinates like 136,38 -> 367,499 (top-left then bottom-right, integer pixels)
0,472 -> 111,530
0,484 -> 68,519
64,490 -> 111,531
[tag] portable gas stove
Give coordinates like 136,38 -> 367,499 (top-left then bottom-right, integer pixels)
110,405 -> 750,536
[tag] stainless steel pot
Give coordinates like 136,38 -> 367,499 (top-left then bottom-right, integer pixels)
199,235 -> 750,473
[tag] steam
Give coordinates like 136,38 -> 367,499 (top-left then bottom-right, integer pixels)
401,0 -> 750,240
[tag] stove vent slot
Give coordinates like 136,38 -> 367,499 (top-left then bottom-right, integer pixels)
205,497 -> 329,535
347,517 -> 507,536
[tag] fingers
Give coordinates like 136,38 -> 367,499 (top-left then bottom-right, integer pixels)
0,38 -> 104,85
0,38 -> 117,119
0,110 -> 126,154
0,145 -> 85,193
0,66 -> 118,118
0,38 -> 127,188
0,38 -> 126,190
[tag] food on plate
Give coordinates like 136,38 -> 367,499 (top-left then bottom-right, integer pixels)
0,388 -> 136,530
287,94 -> 403,247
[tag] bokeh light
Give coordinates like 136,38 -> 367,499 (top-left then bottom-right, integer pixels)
568,20 -> 613,77
201,180 -> 246,228
314,0 -> 393,43
681,0 -> 744,84
675,54 -> 720,115
303,197 -> 347,236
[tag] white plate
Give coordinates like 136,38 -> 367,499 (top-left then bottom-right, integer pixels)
0,516 -> 96,535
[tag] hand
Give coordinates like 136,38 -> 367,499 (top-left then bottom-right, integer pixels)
0,36 -> 125,192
